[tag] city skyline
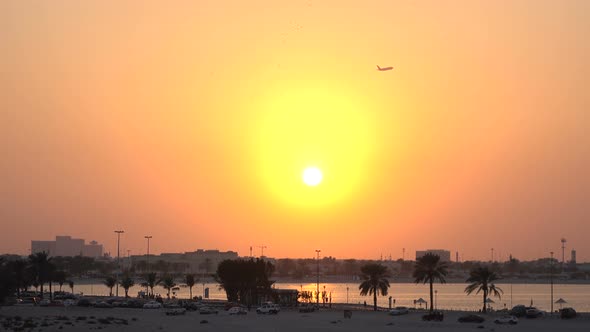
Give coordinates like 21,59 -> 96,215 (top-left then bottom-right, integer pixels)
1,1 -> 589,261
9,233 -> 583,263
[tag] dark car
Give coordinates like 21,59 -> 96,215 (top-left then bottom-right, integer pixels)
299,304 -> 315,313
509,305 -> 527,317
199,306 -> 219,315
525,307 -> 544,318
422,311 -> 444,321
560,307 -> 576,319
458,314 -> 485,323
77,298 -> 93,307
126,300 -> 144,308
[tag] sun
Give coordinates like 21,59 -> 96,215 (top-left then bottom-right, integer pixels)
251,81 -> 379,207
302,167 -> 323,186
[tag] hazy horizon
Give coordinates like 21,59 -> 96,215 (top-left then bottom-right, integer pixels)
1,1 -> 589,261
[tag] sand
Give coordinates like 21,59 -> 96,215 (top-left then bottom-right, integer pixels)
1,306 -> 589,331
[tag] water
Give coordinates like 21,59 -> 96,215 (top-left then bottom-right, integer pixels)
71,281 -> 590,312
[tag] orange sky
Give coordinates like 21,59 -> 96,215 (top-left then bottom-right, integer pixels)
1,0 -> 589,261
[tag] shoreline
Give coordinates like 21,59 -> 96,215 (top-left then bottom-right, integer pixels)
2,305 -> 590,332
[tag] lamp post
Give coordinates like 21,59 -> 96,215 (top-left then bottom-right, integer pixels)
550,251 -> 554,314
346,286 -> 349,304
144,236 -> 152,273
315,249 -> 321,308
259,245 -> 267,258
435,290 -> 438,310
114,230 -> 124,297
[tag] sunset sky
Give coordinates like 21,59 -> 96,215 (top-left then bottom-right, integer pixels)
1,0 -> 589,261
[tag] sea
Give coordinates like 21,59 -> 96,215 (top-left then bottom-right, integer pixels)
72,281 -> 589,312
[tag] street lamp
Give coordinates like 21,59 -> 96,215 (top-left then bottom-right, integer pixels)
434,290 -> 438,310
346,286 -> 349,304
550,251 -> 554,314
259,245 -> 267,258
144,236 -> 152,273
315,249 -> 321,308
114,230 -> 124,297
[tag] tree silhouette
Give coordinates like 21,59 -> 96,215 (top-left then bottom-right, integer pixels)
28,252 -> 53,299
0,258 -> 16,302
464,266 -> 503,313
54,270 -> 67,292
358,263 -> 390,311
145,272 -> 157,297
159,275 -> 176,299
68,280 -> 75,294
216,259 -> 275,307
120,275 -> 135,298
413,253 -> 449,312
185,274 -> 196,299
7,259 -> 29,298
103,276 -> 117,297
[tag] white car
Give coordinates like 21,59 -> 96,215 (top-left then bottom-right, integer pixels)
389,306 -> 409,316
228,306 -> 247,315
494,315 -> 518,325
143,301 -> 163,309
256,303 -> 280,314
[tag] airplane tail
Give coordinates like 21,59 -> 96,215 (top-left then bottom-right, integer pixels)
376,65 -> 381,70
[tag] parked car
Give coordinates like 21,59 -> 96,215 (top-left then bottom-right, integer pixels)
458,314 -> 485,323
165,308 -> 187,316
77,298 -> 93,307
228,306 -> 248,315
38,299 -> 51,307
299,304 -> 316,313
125,300 -> 144,308
422,311 -> 444,321
525,307 -> 544,318
224,302 -> 241,311
182,301 -> 202,311
63,299 -> 77,307
389,306 -> 409,316
509,305 -> 527,317
256,303 -> 280,314
54,293 -> 77,300
199,306 -> 219,315
94,301 -> 113,308
14,299 -> 35,307
560,307 -> 577,319
494,315 -> 518,325
143,301 -> 163,309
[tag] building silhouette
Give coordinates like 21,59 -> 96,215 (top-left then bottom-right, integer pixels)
31,236 -> 103,257
416,249 -> 451,262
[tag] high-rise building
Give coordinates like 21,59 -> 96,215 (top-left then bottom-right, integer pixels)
31,236 -> 103,257
415,249 -> 451,262
571,250 -> 577,264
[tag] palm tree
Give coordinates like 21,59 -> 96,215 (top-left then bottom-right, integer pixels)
413,253 -> 449,312
103,276 -> 117,297
358,263 -> 390,311
68,280 -> 75,294
28,252 -> 53,299
159,275 -> 176,299
464,266 -> 503,313
119,275 -> 135,298
185,274 -> 196,299
7,259 -> 28,298
145,272 -> 157,297
54,270 -> 67,292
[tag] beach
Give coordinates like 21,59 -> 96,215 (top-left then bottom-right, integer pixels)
2,306 -> 589,332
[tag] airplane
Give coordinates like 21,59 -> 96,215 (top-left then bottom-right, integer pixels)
376,65 -> 393,71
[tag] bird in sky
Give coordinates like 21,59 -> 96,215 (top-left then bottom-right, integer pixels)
376,65 -> 393,71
